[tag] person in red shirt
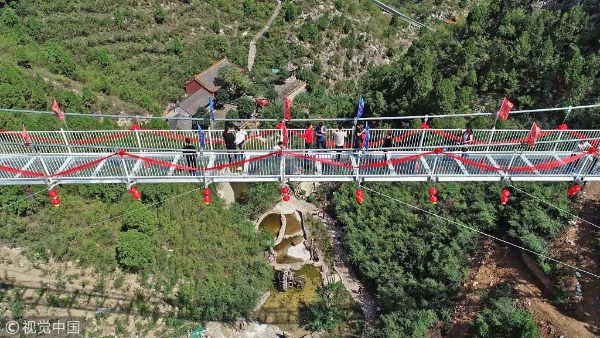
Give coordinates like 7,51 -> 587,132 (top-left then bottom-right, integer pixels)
303,123 -> 314,149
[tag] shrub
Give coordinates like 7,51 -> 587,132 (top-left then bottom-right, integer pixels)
117,230 -> 154,272
121,201 -> 158,234
154,5 -> 165,24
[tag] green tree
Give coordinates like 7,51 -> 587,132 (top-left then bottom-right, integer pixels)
0,6 -> 18,27
235,96 -> 255,119
243,0 -> 257,16
154,5 -> 166,24
117,230 -> 154,272
305,283 -> 351,332
238,182 -> 280,218
121,201 -> 158,234
217,66 -> 251,98
472,283 -> 541,338
171,37 -> 183,55
282,1 -> 297,22
211,18 -> 221,33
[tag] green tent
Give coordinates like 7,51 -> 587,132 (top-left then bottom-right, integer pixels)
189,325 -> 203,338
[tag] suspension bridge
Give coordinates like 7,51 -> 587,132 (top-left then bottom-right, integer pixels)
1,124 -> 600,187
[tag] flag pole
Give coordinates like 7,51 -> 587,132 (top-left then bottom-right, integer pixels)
486,99 -> 505,152
485,113 -> 499,152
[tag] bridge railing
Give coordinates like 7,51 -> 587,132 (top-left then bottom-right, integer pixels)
1,149 -> 599,184
1,129 -> 600,155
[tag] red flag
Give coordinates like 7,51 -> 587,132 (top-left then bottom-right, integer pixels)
526,122 -> 542,147
284,97 -> 291,121
22,125 -> 31,148
52,98 -> 64,121
497,97 -> 514,121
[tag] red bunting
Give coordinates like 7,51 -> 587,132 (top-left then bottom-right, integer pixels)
498,97 -> 514,121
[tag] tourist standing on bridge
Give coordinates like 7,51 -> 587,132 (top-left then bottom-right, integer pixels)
334,126 -> 347,161
461,128 -> 473,158
316,122 -> 327,149
354,122 -> 365,149
234,126 -> 247,162
570,140 -> 592,172
303,123 -> 314,149
272,141 -> 285,174
182,138 -> 197,174
223,126 -> 236,164
383,131 -> 394,149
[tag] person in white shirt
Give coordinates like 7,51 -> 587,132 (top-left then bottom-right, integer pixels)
234,126 -> 247,150
333,127 -> 347,148
570,140 -> 593,172
333,127 -> 347,161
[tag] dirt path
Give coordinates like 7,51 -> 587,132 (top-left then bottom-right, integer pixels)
449,240 -> 596,338
247,0 -> 283,72
553,183 -> 600,332
449,184 -> 600,338
277,197 -> 378,337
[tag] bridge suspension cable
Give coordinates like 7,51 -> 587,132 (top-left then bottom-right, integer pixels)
362,186 -> 600,279
1,103 -> 599,123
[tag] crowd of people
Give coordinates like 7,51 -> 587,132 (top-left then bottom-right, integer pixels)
180,123 -> 599,176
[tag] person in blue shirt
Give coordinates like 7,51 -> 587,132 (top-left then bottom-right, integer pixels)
316,122 -> 327,149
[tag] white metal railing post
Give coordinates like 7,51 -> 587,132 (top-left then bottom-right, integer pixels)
351,118 -> 357,148
134,129 -> 143,149
34,147 -> 53,186
575,156 -> 589,180
430,154 -> 440,181
506,149 -> 519,172
281,150 -> 286,182
553,107 -> 572,153
60,128 -> 73,154
207,127 -> 214,151
120,154 -> 131,185
485,128 -> 495,152
417,116 -> 429,151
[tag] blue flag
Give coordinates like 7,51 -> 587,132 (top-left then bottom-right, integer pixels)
208,97 -> 214,122
197,124 -> 206,148
356,96 -> 364,120
364,122 -> 370,150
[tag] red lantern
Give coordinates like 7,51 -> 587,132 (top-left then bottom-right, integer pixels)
356,196 -> 364,204
281,186 -> 290,194
48,190 -> 58,198
573,184 -> 581,192
128,186 -> 138,195
355,189 -> 364,197
203,195 -> 211,204
428,187 -> 437,196
283,195 -> 291,202
203,188 -> 211,196
500,196 -> 509,204
429,195 -> 438,204
132,192 -> 142,200
501,189 -> 510,197
50,198 -> 61,207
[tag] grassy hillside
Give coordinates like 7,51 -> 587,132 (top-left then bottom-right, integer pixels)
0,0 -> 476,122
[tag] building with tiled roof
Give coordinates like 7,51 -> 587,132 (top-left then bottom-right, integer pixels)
169,58 -> 241,130
184,57 -> 239,95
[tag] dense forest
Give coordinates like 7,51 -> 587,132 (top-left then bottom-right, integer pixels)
327,181 -> 571,336
361,0 -> 600,128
